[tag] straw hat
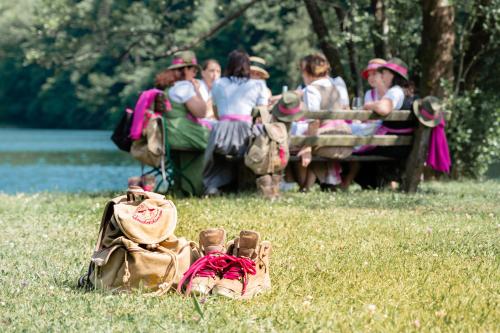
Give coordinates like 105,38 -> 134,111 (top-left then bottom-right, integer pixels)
167,50 -> 201,70
272,91 -> 304,122
412,96 -> 444,127
361,58 -> 387,79
378,57 -> 409,81
249,56 -> 270,79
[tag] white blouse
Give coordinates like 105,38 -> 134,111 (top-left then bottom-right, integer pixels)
330,76 -> 350,107
198,79 -> 211,102
211,77 -> 269,117
364,89 -> 380,104
383,85 -> 405,110
168,80 -> 196,104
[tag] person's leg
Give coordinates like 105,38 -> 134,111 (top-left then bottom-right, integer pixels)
302,167 -> 317,191
295,163 -> 308,190
341,161 -> 360,190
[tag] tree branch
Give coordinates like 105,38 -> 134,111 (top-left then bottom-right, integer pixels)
152,0 -> 262,60
303,0 -> 345,77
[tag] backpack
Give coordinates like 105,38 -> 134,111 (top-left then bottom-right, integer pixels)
245,122 -> 289,175
111,108 -> 134,152
130,113 -> 165,168
78,187 -> 199,295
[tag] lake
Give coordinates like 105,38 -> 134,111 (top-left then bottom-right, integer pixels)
0,129 -> 140,194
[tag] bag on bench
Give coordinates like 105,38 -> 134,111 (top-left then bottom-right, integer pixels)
245,122 -> 289,175
78,187 -> 199,295
130,113 -> 165,168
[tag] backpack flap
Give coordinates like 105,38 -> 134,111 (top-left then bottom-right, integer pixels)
264,123 -> 287,143
113,189 -> 177,245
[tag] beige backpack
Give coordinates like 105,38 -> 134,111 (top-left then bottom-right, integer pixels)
130,113 -> 165,168
79,187 -> 199,295
245,122 -> 289,175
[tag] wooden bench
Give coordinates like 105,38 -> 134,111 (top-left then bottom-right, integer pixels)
289,109 -> 451,193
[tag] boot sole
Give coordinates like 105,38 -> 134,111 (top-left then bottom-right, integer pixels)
212,281 -> 271,300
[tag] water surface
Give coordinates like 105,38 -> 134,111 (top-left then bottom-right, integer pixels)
0,129 -> 141,193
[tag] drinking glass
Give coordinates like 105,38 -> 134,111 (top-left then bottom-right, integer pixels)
352,97 -> 363,110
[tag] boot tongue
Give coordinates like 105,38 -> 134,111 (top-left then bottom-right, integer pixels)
238,230 -> 260,258
200,228 -> 225,253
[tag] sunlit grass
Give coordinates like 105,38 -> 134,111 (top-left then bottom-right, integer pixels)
0,181 -> 498,332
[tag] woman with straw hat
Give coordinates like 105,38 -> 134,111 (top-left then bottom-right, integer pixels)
363,57 -> 408,116
356,58 -> 417,189
164,50 -> 210,195
342,58 -> 387,189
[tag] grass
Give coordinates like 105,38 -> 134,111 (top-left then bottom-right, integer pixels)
0,181 -> 498,332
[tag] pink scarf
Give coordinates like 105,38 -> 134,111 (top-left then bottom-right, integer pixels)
426,119 -> 451,173
129,89 -> 171,140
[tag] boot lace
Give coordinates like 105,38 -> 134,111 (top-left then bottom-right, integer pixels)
178,252 -> 231,294
222,256 -> 256,295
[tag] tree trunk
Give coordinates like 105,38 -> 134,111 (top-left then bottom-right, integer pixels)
335,4 -> 363,98
303,0 -> 345,78
420,0 -> 455,97
371,0 -> 391,58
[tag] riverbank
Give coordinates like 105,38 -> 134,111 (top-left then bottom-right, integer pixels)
0,181 -> 498,332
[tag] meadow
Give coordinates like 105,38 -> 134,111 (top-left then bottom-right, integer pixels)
0,181 -> 498,332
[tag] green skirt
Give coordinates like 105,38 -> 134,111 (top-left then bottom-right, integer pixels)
165,117 -> 209,196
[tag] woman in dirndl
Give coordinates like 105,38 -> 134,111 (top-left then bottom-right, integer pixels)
203,50 -> 270,195
291,53 -> 350,192
164,50 -> 210,195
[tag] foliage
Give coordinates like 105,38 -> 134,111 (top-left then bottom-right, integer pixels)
445,89 -> 500,178
0,181 -> 499,331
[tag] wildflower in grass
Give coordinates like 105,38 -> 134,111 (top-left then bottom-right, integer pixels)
413,319 -> 421,328
435,310 -> 446,318
367,304 -> 377,314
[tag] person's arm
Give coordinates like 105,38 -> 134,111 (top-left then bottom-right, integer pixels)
185,79 -> 207,118
364,98 -> 393,116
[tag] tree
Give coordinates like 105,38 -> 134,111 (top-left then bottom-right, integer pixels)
420,0 -> 455,97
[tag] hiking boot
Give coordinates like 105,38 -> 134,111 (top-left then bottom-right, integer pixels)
256,175 -> 273,199
178,228 -> 226,295
271,174 -> 281,198
213,230 -> 272,300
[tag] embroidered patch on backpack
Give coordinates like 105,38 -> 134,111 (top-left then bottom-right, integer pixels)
132,203 -> 162,224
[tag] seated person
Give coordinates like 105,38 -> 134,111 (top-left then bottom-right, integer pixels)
164,50 -> 210,195
203,50 -> 269,195
199,59 -> 221,124
291,53 -> 346,192
342,58 -> 387,189
355,58 -> 414,189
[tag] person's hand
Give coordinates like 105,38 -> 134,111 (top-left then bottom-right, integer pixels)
363,102 -> 374,110
191,78 -> 201,91
269,94 -> 282,107
297,146 -> 312,167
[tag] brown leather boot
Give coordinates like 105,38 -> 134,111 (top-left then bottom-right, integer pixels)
271,174 -> 281,198
212,230 -> 272,299
256,175 -> 273,199
178,228 -> 226,295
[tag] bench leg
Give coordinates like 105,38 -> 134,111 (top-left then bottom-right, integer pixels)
402,124 -> 432,193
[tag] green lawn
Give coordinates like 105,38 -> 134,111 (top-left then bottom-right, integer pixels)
0,181 -> 498,332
